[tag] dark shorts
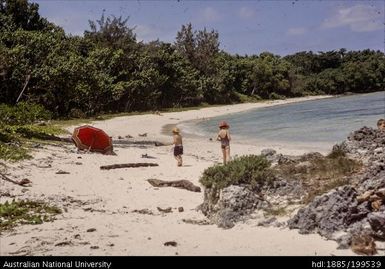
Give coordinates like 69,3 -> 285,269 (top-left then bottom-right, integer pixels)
221,145 -> 230,150
174,145 -> 183,156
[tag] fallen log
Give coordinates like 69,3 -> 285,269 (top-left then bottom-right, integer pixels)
147,178 -> 201,192
0,173 -> 31,186
112,139 -> 169,146
100,163 -> 159,170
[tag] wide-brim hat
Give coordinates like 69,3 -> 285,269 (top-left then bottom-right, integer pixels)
172,127 -> 180,133
219,121 -> 229,128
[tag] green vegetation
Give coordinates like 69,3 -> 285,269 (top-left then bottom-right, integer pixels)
264,207 -> 287,217
1,0 -> 384,120
0,102 -> 66,161
0,199 -> 61,232
200,155 -> 274,190
274,151 -> 362,203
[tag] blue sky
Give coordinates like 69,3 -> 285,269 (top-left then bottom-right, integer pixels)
32,0 -> 384,56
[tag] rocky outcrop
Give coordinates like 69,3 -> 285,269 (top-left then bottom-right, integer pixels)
200,127 -> 384,253
289,127 -> 385,253
200,185 -> 267,228
288,186 -> 361,237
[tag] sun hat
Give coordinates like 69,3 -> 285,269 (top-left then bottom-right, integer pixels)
219,121 -> 229,128
172,127 -> 180,133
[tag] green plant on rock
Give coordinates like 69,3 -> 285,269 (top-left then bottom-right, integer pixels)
199,155 -> 274,190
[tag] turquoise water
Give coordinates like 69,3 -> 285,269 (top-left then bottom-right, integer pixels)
181,91 -> 385,146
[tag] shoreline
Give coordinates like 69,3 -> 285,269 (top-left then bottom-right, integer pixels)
1,94 -> 360,256
158,95 -> 334,139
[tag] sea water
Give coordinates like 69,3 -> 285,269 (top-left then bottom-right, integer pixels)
180,91 -> 385,148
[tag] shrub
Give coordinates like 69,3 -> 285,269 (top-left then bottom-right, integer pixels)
199,155 -> 274,190
0,102 -> 51,125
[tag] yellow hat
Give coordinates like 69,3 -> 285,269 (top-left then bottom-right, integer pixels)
172,127 -> 180,133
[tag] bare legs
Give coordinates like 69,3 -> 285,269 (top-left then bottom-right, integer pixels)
175,155 -> 182,167
221,146 -> 230,164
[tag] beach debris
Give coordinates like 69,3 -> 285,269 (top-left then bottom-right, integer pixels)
182,219 -> 211,225
147,179 -> 201,192
74,234 -> 81,240
138,133 -> 147,137
36,164 -> 52,168
90,246 -> 99,249
164,241 -> 177,247
56,170 -> 70,174
75,162 -> 82,165
9,246 -> 32,255
132,209 -> 154,215
125,134 -> 133,139
100,163 -> 159,170
0,173 -> 31,186
118,136 -> 123,139
157,207 -> 172,213
178,207 -> 184,212
32,143 -> 42,148
0,190 -> 12,196
54,241 -> 72,247
154,141 -> 166,146
86,228 -> 96,232
141,153 -> 156,159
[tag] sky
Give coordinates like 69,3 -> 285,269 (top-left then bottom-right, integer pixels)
32,0 -> 385,56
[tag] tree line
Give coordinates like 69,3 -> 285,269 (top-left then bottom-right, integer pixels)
1,0 -> 384,118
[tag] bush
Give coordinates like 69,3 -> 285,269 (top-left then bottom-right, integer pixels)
0,102 -> 51,125
199,155 -> 274,190
268,92 -> 286,100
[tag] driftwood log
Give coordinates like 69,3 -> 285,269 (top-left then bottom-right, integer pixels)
100,163 -> 159,170
147,178 -> 201,192
112,140 -> 169,147
0,173 -> 31,186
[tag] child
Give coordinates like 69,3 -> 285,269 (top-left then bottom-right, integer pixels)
172,127 -> 183,167
217,121 -> 231,164
377,118 -> 385,131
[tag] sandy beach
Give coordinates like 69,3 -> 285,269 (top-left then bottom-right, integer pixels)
1,96 -> 362,256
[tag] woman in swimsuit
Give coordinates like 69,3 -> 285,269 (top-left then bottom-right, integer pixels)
217,121 -> 231,165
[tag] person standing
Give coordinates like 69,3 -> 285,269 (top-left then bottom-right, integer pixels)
172,127 -> 183,167
217,121 -> 231,164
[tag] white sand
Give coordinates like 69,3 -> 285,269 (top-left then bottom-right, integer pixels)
0,96 -> 364,256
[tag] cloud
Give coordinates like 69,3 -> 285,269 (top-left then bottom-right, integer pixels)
321,5 -> 382,32
238,7 -> 256,19
198,7 -> 221,23
287,27 -> 307,36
